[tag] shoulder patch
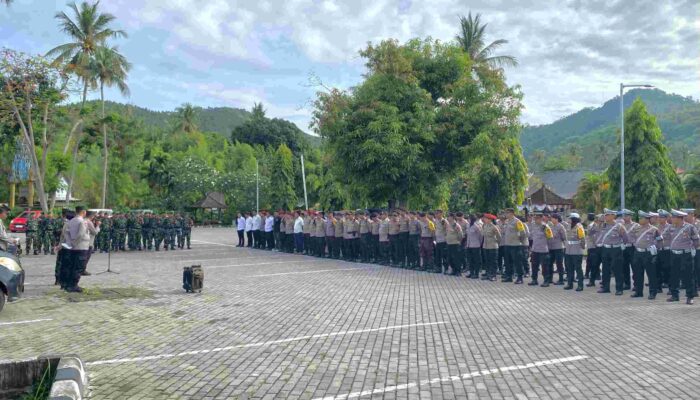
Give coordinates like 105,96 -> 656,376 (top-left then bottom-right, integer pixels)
516,221 -> 524,231
577,225 -> 585,239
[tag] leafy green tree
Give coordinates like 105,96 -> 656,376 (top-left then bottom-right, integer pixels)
90,46 -> 130,207
269,144 -> 297,210
683,163 -> 700,208
175,103 -> 199,133
231,108 -> 310,154
455,12 -> 517,75
574,172 -> 610,213
607,98 -> 684,210
47,0 -> 126,204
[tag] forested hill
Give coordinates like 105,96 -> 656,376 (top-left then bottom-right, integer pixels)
521,89 -> 700,170
68,101 -> 322,146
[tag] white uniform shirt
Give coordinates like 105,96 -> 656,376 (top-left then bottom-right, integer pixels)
245,217 -> 253,232
294,216 -> 304,234
237,217 -> 246,230
264,216 -> 274,232
252,214 -> 261,230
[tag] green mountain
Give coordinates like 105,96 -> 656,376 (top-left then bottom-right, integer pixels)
522,89 -> 700,171
71,101 -> 322,146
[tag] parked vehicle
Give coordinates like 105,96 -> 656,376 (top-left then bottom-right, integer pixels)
0,239 -> 24,313
88,208 -> 113,216
9,210 -> 43,233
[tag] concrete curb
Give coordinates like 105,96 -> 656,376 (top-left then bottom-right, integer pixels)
49,355 -> 88,400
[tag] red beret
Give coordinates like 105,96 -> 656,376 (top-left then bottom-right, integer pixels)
483,213 -> 497,220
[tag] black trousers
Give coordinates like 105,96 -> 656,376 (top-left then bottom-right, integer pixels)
497,247 -> 505,271
380,241 -> 390,264
265,231 -> 274,250
254,230 -> 263,248
565,254 -> 584,287
601,247 -> 623,292
398,232 -> 408,266
408,234 -> 420,267
435,242 -> 447,271
548,248 -> 564,283
521,246 -> 530,276
447,244 -> 461,274
483,248 -> 498,278
466,247 -> 482,277
657,249 -> 670,290
67,250 -> 89,289
622,246 -> 634,288
360,233 -> 371,262
531,252 -> 548,282
246,231 -> 253,247
389,235 -> 400,265
237,230 -> 244,246
669,252 -> 695,298
504,246 -> 523,279
586,247 -> 602,283
632,250 -> 656,296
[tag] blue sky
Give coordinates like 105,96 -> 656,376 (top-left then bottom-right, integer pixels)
2,0 -> 698,133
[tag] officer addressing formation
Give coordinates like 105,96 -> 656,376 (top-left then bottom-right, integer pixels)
238,207 -> 699,305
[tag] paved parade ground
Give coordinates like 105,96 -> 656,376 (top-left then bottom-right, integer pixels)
2,228 -> 699,399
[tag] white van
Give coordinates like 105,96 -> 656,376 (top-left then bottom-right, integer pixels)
88,209 -> 114,216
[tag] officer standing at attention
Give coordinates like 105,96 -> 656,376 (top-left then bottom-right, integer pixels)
528,212 -> 551,286
681,208 -> 700,296
359,212 -> 371,263
417,213 -> 433,271
597,209 -> 629,295
388,212 -> 401,267
465,214 -> 483,279
667,209 -> 698,304
628,211 -> 663,299
481,213 -> 501,281
620,209 -> 638,291
407,212 -> 421,269
25,212 -> 39,255
656,209 -> 673,293
585,213 -> 601,286
547,214 -> 567,285
563,213 -> 586,291
502,208 -> 527,284
378,212 -> 391,265
434,210 -> 448,273
445,213 -> 464,276
333,212 -> 344,259
398,211 -> 410,268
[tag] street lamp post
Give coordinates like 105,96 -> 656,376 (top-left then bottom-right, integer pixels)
619,83 -> 654,210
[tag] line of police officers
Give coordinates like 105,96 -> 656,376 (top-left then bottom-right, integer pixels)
24,212 -> 195,255
250,207 -> 698,305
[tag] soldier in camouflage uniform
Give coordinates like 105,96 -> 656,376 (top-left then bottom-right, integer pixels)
51,215 -> 62,253
100,216 -> 112,253
132,214 -> 143,250
153,215 -> 164,251
183,214 -> 193,249
176,214 -> 185,249
142,213 -> 153,250
25,213 -> 39,255
113,214 -> 127,251
38,213 -> 52,255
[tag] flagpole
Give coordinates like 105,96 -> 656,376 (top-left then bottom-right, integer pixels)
301,154 -> 308,210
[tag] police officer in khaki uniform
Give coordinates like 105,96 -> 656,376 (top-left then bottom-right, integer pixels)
681,208 -> 700,297
620,209 -> 638,291
585,213 -> 602,286
481,213 -> 501,281
528,212 -> 552,286
564,213 -> 586,291
667,209 -> 698,304
502,208 -> 527,283
628,211 -> 663,299
434,210 -> 447,272
370,213 -> 380,263
597,209 -> 629,295
398,211 -> 409,268
445,213 -> 464,276
358,211 -> 371,263
407,212 -> 421,269
388,212 -> 401,267
419,213 -> 435,272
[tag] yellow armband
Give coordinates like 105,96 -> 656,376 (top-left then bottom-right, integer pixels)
577,225 -> 585,239
545,227 -> 553,239
516,221 -> 525,232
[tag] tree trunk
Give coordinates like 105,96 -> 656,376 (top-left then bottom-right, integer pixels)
11,96 -> 49,212
66,80 -> 90,206
101,83 -> 108,209
40,102 -> 49,184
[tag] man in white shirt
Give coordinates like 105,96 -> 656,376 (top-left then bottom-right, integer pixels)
66,206 -> 91,293
82,211 -> 101,276
252,211 -> 262,249
244,212 -> 254,247
264,211 -> 274,250
236,212 -> 246,247
294,210 -> 304,254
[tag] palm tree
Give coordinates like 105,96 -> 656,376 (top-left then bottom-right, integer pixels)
456,13 -> 518,71
175,103 -> 199,133
574,172 -> 610,212
90,46 -> 130,208
46,1 -> 126,204
683,163 -> 700,207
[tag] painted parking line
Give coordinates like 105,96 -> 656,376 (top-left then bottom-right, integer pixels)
0,318 -> 53,326
87,321 -> 447,366
206,259 -> 327,269
190,239 -> 238,248
246,267 -> 380,277
313,355 -> 589,400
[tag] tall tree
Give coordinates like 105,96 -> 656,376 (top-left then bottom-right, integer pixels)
175,103 -> 199,133
607,98 -> 684,210
46,0 -> 126,204
0,49 -> 69,212
456,13 -> 518,72
90,46 -> 130,208
574,172 -> 610,213
684,163 -> 700,208
269,144 -> 297,210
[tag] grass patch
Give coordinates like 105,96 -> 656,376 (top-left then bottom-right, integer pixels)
19,360 -> 55,400
49,286 -> 154,302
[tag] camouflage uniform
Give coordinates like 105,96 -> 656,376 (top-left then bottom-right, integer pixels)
100,217 -> 112,253
114,215 -> 127,251
25,215 -> 39,255
38,214 -> 52,255
183,216 -> 193,249
176,215 -> 185,249
142,214 -> 152,250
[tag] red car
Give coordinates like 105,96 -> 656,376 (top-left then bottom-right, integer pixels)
9,210 -> 43,233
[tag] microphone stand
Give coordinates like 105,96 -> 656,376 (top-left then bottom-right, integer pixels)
98,223 -> 119,275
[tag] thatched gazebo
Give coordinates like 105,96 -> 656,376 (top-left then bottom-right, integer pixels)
191,192 -> 227,225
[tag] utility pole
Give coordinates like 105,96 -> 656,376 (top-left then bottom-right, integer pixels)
301,154 -> 308,210
255,159 -> 259,213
